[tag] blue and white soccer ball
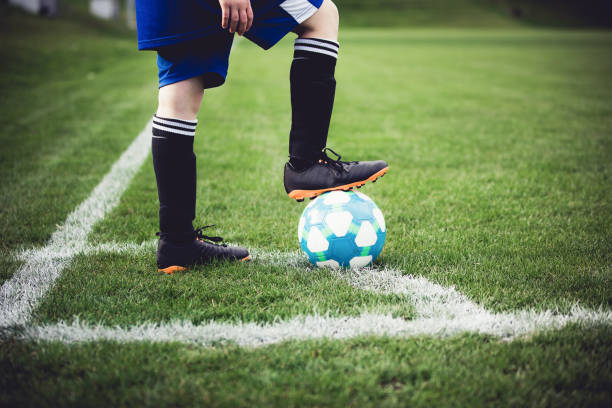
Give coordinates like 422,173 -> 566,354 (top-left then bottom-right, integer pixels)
298,190 -> 386,269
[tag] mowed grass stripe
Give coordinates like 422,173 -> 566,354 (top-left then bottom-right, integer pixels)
20,240 -> 612,337
22,242 -> 483,321
31,249 -> 415,326
4,325 -> 610,407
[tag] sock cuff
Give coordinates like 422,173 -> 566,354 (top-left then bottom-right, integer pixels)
294,38 -> 339,59
152,114 -> 198,138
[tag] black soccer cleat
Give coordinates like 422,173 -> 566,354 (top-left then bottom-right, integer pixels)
156,226 -> 250,274
284,148 -> 388,201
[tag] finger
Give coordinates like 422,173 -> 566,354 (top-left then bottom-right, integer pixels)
238,9 -> 248,35
221,4 -> 229,29
230,7 -> 239,33
246,4 -> 254,32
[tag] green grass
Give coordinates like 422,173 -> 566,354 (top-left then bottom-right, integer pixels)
2,325 -> 611,407
32,253 -> 415,326
79,29 -> 612,317
336,0 -> 612,28
338,0 -> 520,28
1,3 -> 612,407
0,3 -> 157,285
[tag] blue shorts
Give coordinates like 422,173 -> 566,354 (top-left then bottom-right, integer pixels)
136,0 -> 323,89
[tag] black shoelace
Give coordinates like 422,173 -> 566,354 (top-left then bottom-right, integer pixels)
156,225 -> 226,246
194,225 -> 226,246
319,147 -> 354,172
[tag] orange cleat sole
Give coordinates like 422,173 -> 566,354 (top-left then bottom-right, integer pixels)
287,166 -> 388,201
158,265 -> 187,275
157,255 -> 251,274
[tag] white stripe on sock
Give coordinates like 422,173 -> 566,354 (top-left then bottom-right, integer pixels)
294,45 -> 338,59
154,114 -> 197,124
152,124 -> 195,137
152,117 -> 197,130
295,38 -> 339,51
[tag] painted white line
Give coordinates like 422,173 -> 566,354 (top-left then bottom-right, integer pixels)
228,247 -> 488,319
14,243 -> 487,320
8,241 -> 612,345
0,121 -> 153,327
15,240 -> 158,262
21,306 -> 612,346
334,268 -> 488,319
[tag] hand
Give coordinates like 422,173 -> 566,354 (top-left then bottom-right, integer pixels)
219,0 -> 253,36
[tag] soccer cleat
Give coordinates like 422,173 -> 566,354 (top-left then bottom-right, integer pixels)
284,148 -> 388,201
156,226 -> 250,274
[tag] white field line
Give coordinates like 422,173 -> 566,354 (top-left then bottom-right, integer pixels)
0,121 -> 153,327
22,307 -> 612,347
13,244 -> 487,320
10,242 -> 612,345
15,240 -> 158,262
243,248 -> 488,319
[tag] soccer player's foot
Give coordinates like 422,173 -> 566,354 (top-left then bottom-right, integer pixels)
284,148 -> 388,201
156,226 -> 250,274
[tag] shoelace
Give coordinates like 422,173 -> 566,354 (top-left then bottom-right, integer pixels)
156,225 -> 226,246
318,147 -> 354,172
195,225 -> 226,246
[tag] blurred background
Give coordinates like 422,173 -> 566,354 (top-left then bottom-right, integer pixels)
4,0 -> 612,29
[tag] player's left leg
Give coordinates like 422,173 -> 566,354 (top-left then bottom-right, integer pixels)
287,0 -> 338,167
283,0 -> 389,201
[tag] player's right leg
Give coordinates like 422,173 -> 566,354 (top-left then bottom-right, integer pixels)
148,38 -> 249,273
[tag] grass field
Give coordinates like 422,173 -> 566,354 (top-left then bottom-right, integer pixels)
337,0 -> 612,28
1,3 -> 612,407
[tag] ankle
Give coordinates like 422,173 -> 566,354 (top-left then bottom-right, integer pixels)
289,156 -> 316,171
158,230 -> 195,244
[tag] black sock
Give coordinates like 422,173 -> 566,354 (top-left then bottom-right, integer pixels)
152,114 -> 198,243
289,37 -> 338,171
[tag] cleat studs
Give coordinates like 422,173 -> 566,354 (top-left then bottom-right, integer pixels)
372,179 -> 377,183
297,198 -> 304,202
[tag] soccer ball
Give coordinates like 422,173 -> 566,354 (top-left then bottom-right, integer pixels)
298,190 -> 386,269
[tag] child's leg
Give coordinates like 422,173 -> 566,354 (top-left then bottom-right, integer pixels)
288,0 -> 339,169
157,76 -> 205,120
283,0 -> 388,201
152,77 -> 204,244
152,75 -> 249,272
294,0 -> 338,40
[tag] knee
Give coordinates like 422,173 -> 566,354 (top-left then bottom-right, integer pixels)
157,78 -> 204,120
158,92 -> 200,119
297,0 -> 339,39
323,0 -> 339,29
